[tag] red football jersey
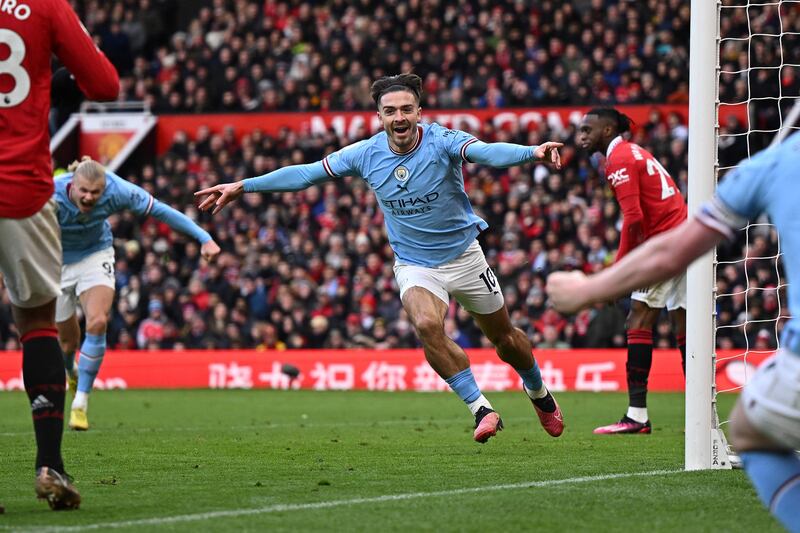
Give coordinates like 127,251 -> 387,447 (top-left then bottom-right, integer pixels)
604,136 -> 687,261
0,0 -> 119,219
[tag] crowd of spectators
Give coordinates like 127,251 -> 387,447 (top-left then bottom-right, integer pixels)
68,0 -> 692,115
1,0 -> 790,351
2,105 -> 783,352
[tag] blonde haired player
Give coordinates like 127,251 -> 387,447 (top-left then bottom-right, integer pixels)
54,157 -> 220,430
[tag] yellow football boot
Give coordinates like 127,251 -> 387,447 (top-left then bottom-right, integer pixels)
68,407 -> 89,431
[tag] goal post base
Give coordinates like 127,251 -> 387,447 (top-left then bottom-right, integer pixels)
710,428 -> 734,470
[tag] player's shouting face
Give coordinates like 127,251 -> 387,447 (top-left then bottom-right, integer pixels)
70,172 -> 107,213
378,89 -> 421,153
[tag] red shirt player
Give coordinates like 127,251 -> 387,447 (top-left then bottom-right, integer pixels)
577,108 -> 687,435
0,0 -> 118,510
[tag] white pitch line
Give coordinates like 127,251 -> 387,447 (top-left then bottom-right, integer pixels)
4,469 -> 684,532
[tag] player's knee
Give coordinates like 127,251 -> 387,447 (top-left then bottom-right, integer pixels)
413,316 -> 444,343
489,328 -> 519,355
85,315 -> 108,335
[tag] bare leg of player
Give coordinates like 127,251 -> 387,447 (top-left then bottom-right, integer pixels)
401,287 -> 502,443
669,307 -> 687,375
471,306 -> 563,437
67,286 -> 114,430
57,313 -> 81,392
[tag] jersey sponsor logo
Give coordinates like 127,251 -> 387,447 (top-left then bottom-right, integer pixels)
393,165 -> 410,182
382,191 -> 439,216
607,167 -> 630,187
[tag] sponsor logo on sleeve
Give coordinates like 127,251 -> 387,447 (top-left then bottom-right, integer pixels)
607,167 -> 630,187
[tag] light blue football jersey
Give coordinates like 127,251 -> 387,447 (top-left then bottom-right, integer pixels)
323,122 -> 488,267
699,130 -> 800,350
54,171 -> 156,265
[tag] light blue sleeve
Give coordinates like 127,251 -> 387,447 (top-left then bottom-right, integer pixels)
434,125 -> 536,167
464,140 -> 536,168
714,149 -> 775,220
108,172 -> 155,216
436,126 -> 480,162
109,173 -> 211,243
696,149 -> 775,238
321,140 -> 365,178
242,162 -> 332,193
149,201 -> 212,243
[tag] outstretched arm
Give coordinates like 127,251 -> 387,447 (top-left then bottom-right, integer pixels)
195,162 -> 331,214
464,140 -> 563,169
149,201 -> 220,261
546,218 -> 724,313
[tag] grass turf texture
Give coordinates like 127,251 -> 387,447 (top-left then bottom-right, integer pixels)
0,390 -> 783,532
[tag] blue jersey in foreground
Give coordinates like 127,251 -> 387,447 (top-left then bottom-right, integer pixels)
698,130 -> 800,349
243,122 -> 536,267
55,171 -> 211,265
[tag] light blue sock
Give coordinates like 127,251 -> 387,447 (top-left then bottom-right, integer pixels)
444,368 -> 482,404
740,451 -> 800,533
516,360 -> 544,393
77,333 -> 106,394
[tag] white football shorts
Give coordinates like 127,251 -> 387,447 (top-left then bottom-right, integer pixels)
0,198 -> 61,308
56,246 -> 116,322
631,271 -> 686,311
741,351 -> 800,450
393,240 -> 504,315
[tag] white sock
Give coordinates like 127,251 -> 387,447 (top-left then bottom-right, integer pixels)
626,406 -> 648,423
467,394 -> 493,416
524,384 -> 549,400
72,392 -> 89,411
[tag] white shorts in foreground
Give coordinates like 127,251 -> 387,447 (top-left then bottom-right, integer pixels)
56,246 -> 116,322
0,198 -> 61,308
631,271 -> 686,310
394,240 -> 504,314
8,469 -> 683,532
742,350 -> 800,450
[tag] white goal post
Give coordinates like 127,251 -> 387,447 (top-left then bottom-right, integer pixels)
686,0 -> 797,470
686,0 -> 725,471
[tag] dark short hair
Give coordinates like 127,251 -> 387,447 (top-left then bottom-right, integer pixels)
370,73 -> 422,107
586,107 -> 633,134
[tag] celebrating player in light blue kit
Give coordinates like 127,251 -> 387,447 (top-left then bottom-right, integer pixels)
547,133 -> 800,532
55,157 -> 221,431
196,74 -> 565,443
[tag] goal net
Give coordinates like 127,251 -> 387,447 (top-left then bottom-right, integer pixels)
686,0 -> 798,470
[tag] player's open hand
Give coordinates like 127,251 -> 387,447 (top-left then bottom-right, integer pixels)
195,182 -> 245,214
534,141 -> 563,169
545,270 -> 591,314
201,240 -> 221,262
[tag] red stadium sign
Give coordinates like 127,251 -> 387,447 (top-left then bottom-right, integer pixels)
0,349 -> 769,392
156,104 -> 749,155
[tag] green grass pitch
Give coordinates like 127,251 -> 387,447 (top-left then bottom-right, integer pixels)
0,390 -> 783,532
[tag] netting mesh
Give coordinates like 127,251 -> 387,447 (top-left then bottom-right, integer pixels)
715,0 -> 798,426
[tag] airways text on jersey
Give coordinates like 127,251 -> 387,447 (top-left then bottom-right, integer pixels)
382,191 -> 439,216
